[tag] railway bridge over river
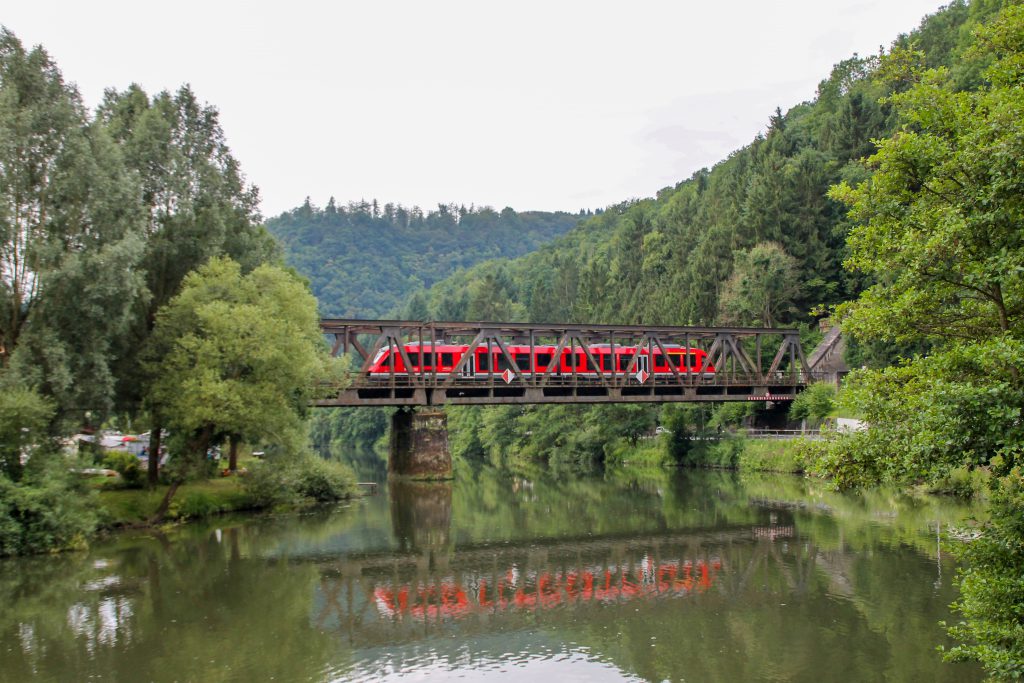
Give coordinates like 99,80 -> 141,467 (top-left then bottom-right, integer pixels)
317,319 -> 817,407
316,319 -> 823,478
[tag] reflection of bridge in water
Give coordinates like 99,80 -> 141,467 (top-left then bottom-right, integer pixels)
304,522 -> 803,647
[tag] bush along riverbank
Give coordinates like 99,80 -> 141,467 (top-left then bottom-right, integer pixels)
0,452 -> 358,557
98,453 -> 359,527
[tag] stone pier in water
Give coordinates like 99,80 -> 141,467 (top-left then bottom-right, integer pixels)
389,408 -> 452,479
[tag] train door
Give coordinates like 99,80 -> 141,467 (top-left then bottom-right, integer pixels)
460,350 -> 476,378
636,353 -> 650,376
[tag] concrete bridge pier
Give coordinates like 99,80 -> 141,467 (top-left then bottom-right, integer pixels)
389,408 -> 453,480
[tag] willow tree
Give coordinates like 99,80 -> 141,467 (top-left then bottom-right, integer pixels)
0,28 -> 146,421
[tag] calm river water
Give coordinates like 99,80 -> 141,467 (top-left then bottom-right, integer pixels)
0,466 -> 984,682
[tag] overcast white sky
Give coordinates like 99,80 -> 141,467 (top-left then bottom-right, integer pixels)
6,1 -> 947,218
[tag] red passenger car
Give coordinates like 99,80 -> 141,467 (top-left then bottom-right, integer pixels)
367,343 -> 714,379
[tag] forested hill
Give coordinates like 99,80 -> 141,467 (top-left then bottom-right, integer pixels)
265,200 -> 584,317
406,0 -> 998,334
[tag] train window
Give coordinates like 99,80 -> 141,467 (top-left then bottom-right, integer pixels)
688,353 -> 699,368
515,354 -> 532,369
652,353 -> 667,370
536,353 -> 553,369
412,352 -> 434,368
581,353 -> 596,371
496,354 -> 513,371
617,354 -> 635,371
668,353 -> 684,369
440,353 -> 454,367
477,352 -> 491,371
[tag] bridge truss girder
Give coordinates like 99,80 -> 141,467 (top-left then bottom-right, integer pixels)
317,319 -> 816,407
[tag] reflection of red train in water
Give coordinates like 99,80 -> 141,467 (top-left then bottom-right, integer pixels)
373,557 -> 723,621
368,343 -> 716,379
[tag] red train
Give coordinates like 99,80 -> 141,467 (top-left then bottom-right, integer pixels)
367,343 -> 714,379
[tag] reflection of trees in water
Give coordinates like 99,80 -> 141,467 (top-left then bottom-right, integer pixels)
0,518 -> 362,682
0,469 -> 982,682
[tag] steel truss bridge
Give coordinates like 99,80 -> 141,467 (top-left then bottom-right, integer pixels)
316,319 -> 817,407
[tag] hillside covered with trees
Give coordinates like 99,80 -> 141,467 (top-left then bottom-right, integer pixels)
311,0 -> 1005,472
266,200 -> 584,317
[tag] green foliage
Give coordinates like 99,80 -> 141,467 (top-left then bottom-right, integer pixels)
266,199 -> 582,318
708,402 -> 757,431
788,382 -> 836,425
293,456 -> 357,502
944,468 -> 1024,681
0,382 -> 55,481
240,454 -> 356,509
831,12 -> 1024,345
0,461 -> 97,556
810,7 -> 1024,675
101,450 -> 142,487
150,257 -> 331,464
660,404 -> 693,466
719,241 -> 802,327
0,29 -> 147,422
805,337 -> 1024,487
97,84 -> 278,411
175,490 -> 224,519
929,465 -> 990,499
735,438 -> 806,473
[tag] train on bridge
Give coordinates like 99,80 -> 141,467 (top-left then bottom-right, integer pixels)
368,342 -> 715,379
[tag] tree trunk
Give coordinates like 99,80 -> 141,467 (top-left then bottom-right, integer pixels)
149,480 -> 180,524
148,421 -> 162,487
228,433 -> 240,472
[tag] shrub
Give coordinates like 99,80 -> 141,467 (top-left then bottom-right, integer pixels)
240,454 -> 356,509
929,465 -> 989,499
945,468 -> 1024,680
789,382 -> 836,426
0,385 -> 55,481
294,456 -> 357,502
0,465 -> 98,556
102,450 -> 142,487
239,459 -> 296,509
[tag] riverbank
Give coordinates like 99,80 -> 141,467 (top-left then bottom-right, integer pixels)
616,432 -> 807,474
95,477 -> 253,526
83,455 -> 362,532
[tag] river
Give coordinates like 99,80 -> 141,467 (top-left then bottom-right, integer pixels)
0,466 -> 983,682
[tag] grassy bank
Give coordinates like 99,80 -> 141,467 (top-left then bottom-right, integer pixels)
96,477 -> 253,526
93,455 -> 359,529
733,437 -> 805,474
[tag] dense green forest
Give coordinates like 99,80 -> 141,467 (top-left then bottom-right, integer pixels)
312,0 -> 1006,470
266,200 -> 584,317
